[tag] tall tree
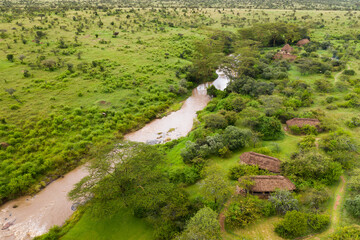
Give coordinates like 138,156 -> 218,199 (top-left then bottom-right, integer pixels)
69,142 -> 173,218
177,207 -> 222,240
199,165 -> 231,205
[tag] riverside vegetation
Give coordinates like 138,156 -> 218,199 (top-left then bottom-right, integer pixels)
1,1 -> 360,240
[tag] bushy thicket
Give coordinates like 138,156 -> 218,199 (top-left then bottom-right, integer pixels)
225,195 -> 275,229
181,126 -> 252,164
329,225 -> 360,240
275,211 -> 330,238
282,150 -> 343,186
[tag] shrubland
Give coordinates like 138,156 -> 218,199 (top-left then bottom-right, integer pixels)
2,2 -> 360,240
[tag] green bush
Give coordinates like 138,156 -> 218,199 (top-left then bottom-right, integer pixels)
225,196 -> 271,229
343,69 -> 355,76
10,105 -> 20,110
203,114 -> 228,129
275,211 -> 307,238
275,211 -> 329,238
251,115 -> 283,140
345,195 -> 360,218
269,189 -> 299,215
307,214 -> 330,232
283,150 -> 343,185
329,225 -> 360,240
228,164 -> 271,180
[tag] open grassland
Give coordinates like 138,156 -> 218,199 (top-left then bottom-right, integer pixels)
2,6 -> 360,240
61,209 -> 153,240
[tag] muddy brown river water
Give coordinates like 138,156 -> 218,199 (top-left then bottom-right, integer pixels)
0,71 -> 229,239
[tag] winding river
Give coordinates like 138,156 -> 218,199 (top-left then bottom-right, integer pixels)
0,70 -> 229,240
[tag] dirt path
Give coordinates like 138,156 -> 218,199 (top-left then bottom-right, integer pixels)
332,175 -> 346,229
304,175 -> 346,240
334,65 -> 350,84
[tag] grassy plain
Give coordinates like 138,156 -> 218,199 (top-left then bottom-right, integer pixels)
2,6 -> 360,240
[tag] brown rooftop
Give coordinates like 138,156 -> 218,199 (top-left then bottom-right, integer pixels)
281,44 -> 294,53
286,118 -> 320,128
273,52 -> 297,61
296,38 -> 310,47
241,175 -> 296,193
240,152 -> 281,173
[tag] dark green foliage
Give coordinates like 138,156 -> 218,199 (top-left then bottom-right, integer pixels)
289,125 -> 318,135
269,189 -> 299,215
348,169 -> 360,194
307,214 -> 330,232
343,69 -> 355,76
283,150 -> 343,185
222,126 -> 251,150
275,211 -> 329,238
330,225 -> 360,240
177,207 -> 221,240
298,136 -> 316,150
168,167 -> 200,185
239,23 -> 307,47
315,79 -> 333,92
345,195 -> 360,218
319,131 -> 358,169
225,196 -> 271,229
181,127 -> 251,163
345,117 -> 360,128
227,76 -> 275,97
203,114 -> 228,129
302,188 -> 330,211
228,164 -> 271,180
295,58 -> 331,75
275,211 -> 308,238
6,54 -> 14,62
250,115 -> 283,140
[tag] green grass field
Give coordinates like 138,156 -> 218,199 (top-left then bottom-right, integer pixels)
62,209 -> 153,240
2,5 -> 360,240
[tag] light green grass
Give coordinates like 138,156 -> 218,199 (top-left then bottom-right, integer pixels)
62,209 -> 153,240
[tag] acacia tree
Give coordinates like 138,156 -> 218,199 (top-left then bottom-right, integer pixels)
69,142 -> 174,218
177,207 -> 221,240
199,165 -> 231,205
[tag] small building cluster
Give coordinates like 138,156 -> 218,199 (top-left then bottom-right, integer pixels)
238,152 -> 295,198
273,39 -> 310,61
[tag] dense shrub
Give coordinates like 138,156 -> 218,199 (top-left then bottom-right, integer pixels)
250,115 -> 283,140
228,164 -> 271,180
343,69 -> 355,76
275,211 -> 308,238
345,195 -> 360,218
283,150 -> 343,185
302,188 -> 330,211
225,196 -> 274,229
329,225 -> 360,240
275,211 -> 329,238
345,117 -> 360,128
269,189 -> 299,215
181,126 -> 251,163
203,114 -> 228,129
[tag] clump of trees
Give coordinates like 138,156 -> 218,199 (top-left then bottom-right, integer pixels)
275,210 -> 330,238
282,150 -> 343,186
239,23 -> 308,47
69,143 -> 201,239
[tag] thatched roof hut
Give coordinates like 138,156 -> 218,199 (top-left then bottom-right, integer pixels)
273,52 -> 297,61
286,118 -> 320,129
241,175 -> 296,196
296,38 -> 310,47
0,142 -> 9,149
239,152 -> 281,173
281,44 -> 294,53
